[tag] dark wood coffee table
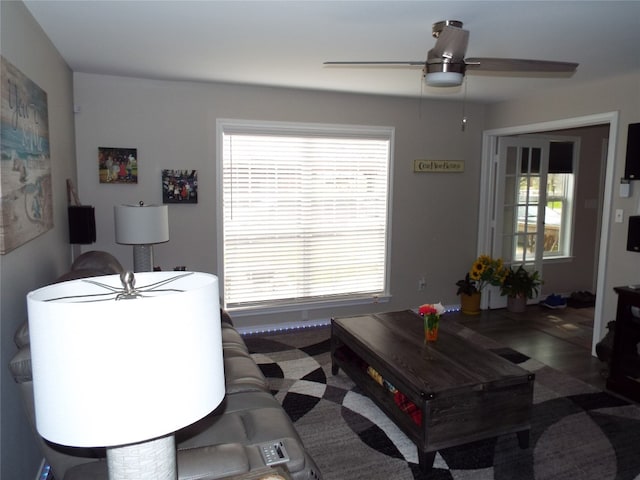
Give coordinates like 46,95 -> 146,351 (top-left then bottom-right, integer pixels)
331,310 -> 534,473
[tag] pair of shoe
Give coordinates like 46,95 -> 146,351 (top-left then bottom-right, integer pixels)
541,294 -> 567,309
567,291 -> 596,308
570,291 -> 596,302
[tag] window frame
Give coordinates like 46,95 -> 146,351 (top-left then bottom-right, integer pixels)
216,118 -> 394,315
541,137 -> 580,261
544,172 -> 575,259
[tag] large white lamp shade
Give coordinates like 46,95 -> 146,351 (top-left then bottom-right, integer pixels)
27,271 -> 225,479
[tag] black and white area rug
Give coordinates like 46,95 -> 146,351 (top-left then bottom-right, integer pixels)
244,322 -> 640,480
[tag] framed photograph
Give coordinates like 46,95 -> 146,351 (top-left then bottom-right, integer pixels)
0,56 -> 53,254
98,147 -> 137,184
162,169 -> 197,204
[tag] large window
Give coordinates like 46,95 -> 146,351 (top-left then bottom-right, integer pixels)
512,172 -> 574,259
218,120 -> 393,312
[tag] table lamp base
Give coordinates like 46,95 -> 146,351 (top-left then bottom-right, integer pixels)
133,244 -> 154,272
107,434 -> 176,480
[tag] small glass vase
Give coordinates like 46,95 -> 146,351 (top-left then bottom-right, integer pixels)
424,314 -> 439,342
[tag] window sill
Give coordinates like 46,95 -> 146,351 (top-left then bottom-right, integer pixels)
543,255 -> 575,264
227,294 -> 391,318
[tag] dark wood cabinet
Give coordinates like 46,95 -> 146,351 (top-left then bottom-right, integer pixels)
607,287 -> 640,402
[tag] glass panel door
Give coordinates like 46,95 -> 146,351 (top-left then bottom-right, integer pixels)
491,137 -> 549,308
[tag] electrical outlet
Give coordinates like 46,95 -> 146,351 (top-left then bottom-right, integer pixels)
418,276 -> 426,291
615,209 -> 624,223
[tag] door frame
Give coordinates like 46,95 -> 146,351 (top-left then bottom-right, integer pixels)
479,112 -> 619,355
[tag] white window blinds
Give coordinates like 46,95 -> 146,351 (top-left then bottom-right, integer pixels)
220,121 -> 393,311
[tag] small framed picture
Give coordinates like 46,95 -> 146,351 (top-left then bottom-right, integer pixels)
98,147 -> 138,184
162,169 -> 198,204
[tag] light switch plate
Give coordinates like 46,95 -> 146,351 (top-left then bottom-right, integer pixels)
615,209 -> 624,223
620,180 -> 631,198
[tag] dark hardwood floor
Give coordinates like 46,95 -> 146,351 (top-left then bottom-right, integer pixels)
449,304 -> 609,390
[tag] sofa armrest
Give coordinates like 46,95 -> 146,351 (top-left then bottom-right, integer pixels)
70,251 -> 123,275
9,346 -> 32,383
65,443 -> 253,480
178,443 -> 250,480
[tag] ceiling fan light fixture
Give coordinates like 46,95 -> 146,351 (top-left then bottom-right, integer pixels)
424,60 -> 465,87
425,71 -> 464,87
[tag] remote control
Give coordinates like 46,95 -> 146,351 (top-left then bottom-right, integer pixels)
259,440 -> 290,466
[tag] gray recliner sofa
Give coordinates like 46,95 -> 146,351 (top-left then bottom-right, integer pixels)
9,251 -> 321,480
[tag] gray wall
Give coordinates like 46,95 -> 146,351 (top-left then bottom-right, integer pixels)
1,2 -> 77,479
73,73 -> 486,329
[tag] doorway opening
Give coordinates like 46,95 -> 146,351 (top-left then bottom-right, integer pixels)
479,112 -> 619,356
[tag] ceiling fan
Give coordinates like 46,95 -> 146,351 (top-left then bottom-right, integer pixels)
324,20 -> 578,87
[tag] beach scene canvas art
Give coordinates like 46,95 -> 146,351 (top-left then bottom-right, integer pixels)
0,56 -> 52,254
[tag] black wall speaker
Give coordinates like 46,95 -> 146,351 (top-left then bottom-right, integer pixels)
627,215 -> 640,252
68,206 -> 96,244
624,123 -> 640,180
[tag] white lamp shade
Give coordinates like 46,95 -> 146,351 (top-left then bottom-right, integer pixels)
425,71 -> 464,87
27,271 -> 225,447
114,204 -> 169,245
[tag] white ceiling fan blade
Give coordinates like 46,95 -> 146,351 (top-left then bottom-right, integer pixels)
465,57 -> 578,73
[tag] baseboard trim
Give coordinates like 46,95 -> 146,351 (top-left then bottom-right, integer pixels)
236,304 -> 461,336
36,459 -> 51,480
238,318 -> 331,336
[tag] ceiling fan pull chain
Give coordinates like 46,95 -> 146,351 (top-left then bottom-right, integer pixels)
461,80 -> 468,132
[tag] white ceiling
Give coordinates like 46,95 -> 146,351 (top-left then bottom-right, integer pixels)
23,0 -> 640,103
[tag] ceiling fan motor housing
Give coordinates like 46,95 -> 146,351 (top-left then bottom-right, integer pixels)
431,20 -> 463,37
424,60 -> 465,75
424,20 -> 468,86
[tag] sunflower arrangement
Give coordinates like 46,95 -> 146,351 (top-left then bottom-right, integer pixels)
469,255 -> 507,292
